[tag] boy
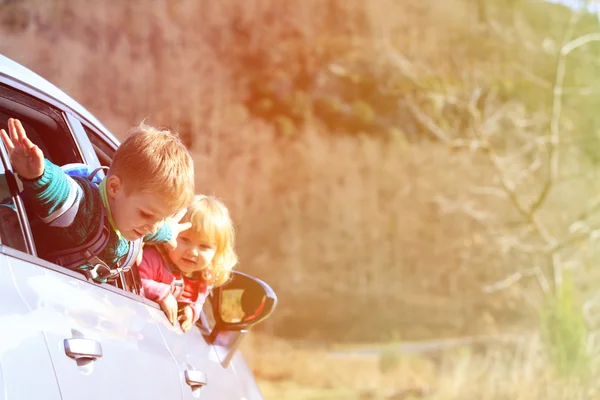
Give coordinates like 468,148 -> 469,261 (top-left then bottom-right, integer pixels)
0,118 -> 195,281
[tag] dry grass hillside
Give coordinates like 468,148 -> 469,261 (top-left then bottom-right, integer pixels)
2,0 -> 600,347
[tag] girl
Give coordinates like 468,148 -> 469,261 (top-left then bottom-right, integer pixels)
138,194 -> 238,332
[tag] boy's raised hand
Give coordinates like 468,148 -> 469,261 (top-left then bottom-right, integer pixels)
0,118 -> 44,180
165,208 -> 192,250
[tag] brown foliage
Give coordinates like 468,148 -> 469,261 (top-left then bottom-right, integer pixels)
0,0 -> 541,341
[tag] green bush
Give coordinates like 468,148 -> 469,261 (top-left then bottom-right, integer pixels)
540,270 -> 590,378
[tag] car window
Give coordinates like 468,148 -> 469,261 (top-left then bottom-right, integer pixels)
0,84 -> 83,255
0,162 -> 27,252
85,126 -> 114,168
0,84 -> 153,299
0,83 -> 82,166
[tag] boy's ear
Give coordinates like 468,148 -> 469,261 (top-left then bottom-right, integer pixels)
106,175 -> 123,197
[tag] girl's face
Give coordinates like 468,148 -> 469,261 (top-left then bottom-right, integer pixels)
167,230 -> 216,276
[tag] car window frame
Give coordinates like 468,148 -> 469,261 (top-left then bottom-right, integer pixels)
0,83 -> 150,304
0,146 -> 33,253
0,85 -> 89,256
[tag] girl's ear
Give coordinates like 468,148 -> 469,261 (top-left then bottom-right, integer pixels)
106,175 -> 123,198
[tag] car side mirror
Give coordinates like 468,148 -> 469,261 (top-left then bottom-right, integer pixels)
211,271 -> 277,331
208,271 -> 277,367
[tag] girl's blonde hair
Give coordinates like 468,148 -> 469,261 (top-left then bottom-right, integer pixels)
158,194 -> 238,287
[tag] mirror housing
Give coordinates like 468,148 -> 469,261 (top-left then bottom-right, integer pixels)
208,271 -> 277,367
210,271 -> 277,331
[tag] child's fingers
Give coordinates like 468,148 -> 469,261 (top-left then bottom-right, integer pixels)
26,141 -> 44,163
7,119 -> 20,143
179,315 -> 191,332
177,222 -> 192,233
33,145 -> 43,161
173,208 -> 187,222
170,305 -> 178,325
13,119 -> 28,142
161,299 -> 177,325
0,129 -> 14,152
22,136 -> 36,151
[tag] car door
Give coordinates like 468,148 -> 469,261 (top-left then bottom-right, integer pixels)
148,272 -> 278,400
9,254 -> 185,400
0,84 -> 184,400
145,298 -> 244,400
0,161 -> 62,400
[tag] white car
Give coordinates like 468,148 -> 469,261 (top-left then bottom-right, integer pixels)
0,53 -> 276,400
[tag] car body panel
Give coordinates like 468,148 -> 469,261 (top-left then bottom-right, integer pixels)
230,351 -> 265,400
7,251 -> 184,400
0,250 -> 62,400
145,301 -> 245,400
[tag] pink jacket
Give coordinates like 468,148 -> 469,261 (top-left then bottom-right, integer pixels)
138,247 -> 210,324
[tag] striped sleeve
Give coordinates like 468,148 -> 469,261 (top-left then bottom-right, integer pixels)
143,222 -> 173,244
21,159 -> 83,228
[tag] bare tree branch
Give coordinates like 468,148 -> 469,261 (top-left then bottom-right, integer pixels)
482,266 -> 549,294
404,99 -> 453,143
529,12 -> 581,215
514,65 -> 553,90
468,186 -> 508,199
570,196 -> 600,225
433,195 -> 492,223
387,8 -> 600,299
485,150 -> 557,247
547,226 -> 600,254
496,234 -> 541,254
562,33 -> 600,56
381,32 -> 425,88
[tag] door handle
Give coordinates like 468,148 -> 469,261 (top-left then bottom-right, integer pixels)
184,370 -> 207,387
64,338 -> 103,361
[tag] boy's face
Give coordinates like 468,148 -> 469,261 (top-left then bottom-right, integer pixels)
106,176 -> 177,241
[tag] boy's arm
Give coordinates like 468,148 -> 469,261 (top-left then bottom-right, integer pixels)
21,159 -> 84,227
1,119 -> 82,227
143,208 -> 191,248
143,223 -> 172,244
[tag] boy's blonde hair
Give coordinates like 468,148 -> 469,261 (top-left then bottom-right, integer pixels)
109,121 -> 194,211
160,194 -> 238,287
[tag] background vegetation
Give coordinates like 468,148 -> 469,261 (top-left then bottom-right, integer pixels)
3,0 -> 600,397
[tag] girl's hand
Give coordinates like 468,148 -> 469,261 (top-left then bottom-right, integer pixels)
1,118 -> 45,180
159,294 -> 178,326
178,305 -> 194,333
164,208 -> 191,250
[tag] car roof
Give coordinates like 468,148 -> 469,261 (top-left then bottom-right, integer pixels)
0,54 -> 118,144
